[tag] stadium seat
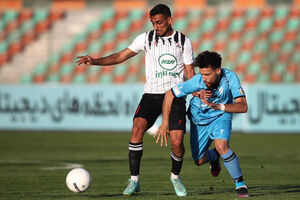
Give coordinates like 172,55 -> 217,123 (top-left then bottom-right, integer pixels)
33,9 -> 51,34
47,73 -> 60,82
257,72 -> 270,83
19,9 -> 34,23
23,7 -> 300,84
99,74 -> 113,83
3,10 -> 19,33
21,73 -> 33,83
0,41 -> 9,66
73,74 -> 86,83
8,30 -> 24,56
74,32 -> 89,53
20,20 -> 37,45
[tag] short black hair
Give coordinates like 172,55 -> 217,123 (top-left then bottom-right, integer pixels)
150,4 -> 171,18
194,51 -> 222,69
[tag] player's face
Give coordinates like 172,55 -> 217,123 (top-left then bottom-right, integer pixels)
199,66 -> 221,88
150,14 -> 172,37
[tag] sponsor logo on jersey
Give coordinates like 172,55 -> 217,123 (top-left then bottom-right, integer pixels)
158,54 -> 178,71
155,71 -> 180,78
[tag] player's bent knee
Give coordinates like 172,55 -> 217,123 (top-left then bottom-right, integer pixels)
170,140 -> 183,149
131,125 -> 146,142
215,144 -> 229,156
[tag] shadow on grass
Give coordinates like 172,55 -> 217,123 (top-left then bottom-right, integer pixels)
245,185 -> 300,197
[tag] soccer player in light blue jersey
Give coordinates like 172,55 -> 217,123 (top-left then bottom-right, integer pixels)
155,51 -> 250,198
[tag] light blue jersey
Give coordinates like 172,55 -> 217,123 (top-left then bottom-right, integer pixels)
172,68 -> 245,125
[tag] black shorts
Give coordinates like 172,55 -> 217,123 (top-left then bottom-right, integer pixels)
134,93 -> 186,132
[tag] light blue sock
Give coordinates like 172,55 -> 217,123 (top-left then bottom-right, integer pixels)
221,149 -> 245,188
207,148 -> 219,162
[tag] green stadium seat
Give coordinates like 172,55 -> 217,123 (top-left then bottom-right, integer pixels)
281,42 -> 295,53
248,62 -> 261,74
173,18 -> 189,31
245,9 -> 260,19
7,30 -> 23,55
238,51 -> 251,64
59,63 -> 74,76
0,20 -> 6,39
217,8 -> 231,19
285,18 -> 300,31
273,62 -> 285,74
199,40 -> 214,51
33,9 -> 50,33
257,73 -> 270,83
87,40 -> 103,54
114,65 -> 128,76
128,10 -> 144,20
200,18 -> 217,32
258,18 -> 273,32
21,73 -> 33,83
114,41 -> 129,52
126,74 -> 138,82
34,63 -> 48,75
73,74 -> 86,83
33,9 -> 49,22
274,7 -> 289,19
115,19 -> 131,34
224,62 -> 235,71
20,20 -> 36,44
283,73 -> 295,83
87,65 -> 100,76
3,10 -> 19,22
253,40 -> 267,52
47,73 -> 60,82
227,40 -> 240,52
229,18 -> 245,32
270,30 -> 284,43
74,32 -> 89,53
99,74 -> 113,83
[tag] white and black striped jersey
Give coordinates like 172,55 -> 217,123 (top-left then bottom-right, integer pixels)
128,30 -> 194,94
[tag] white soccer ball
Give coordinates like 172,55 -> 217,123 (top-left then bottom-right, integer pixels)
66,168 -> 91,193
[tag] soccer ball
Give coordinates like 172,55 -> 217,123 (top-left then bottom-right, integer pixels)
66,168 -> 91,193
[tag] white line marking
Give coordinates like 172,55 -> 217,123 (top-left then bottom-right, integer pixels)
0,159 -> 83,170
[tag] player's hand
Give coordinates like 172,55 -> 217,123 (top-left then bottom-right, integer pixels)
193,90 -> 213,99
154,124 -> 169,147
201,98 -> 219,110
75,55 -> 95,65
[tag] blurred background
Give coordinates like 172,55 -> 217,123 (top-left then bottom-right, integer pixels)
0,0 -> 299,133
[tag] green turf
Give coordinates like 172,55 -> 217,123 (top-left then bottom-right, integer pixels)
0,132 -> 300,200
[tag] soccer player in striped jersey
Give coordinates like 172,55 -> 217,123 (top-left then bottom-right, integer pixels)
155,51 -> 250,198
76,4 -> 194,196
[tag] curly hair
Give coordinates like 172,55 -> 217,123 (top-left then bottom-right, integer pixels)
194,51 -> 222,69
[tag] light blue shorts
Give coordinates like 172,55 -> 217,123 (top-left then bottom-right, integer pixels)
190,114 -> 232,161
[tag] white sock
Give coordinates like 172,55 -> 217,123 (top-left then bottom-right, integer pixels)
171,172 -> 179,179
130,175 -> 139,182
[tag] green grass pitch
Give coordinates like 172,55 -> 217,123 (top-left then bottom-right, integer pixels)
0,132 -> 300,199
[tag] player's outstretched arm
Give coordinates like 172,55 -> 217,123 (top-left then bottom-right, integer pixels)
75,48 -> 137,66
154,90 -> 175,147
202,96 -> 248,113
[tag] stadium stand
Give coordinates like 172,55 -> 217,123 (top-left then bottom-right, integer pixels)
1,6 -> 300,84
0,9 -> 65,68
